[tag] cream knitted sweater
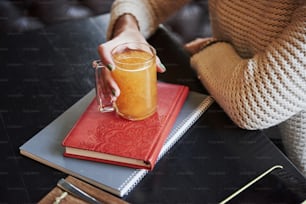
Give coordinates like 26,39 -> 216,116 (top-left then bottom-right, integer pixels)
108,0 -> 306,175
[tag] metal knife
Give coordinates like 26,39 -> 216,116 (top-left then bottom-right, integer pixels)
57,178 -> 103,204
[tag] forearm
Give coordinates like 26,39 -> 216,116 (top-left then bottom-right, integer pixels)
191,3 -> 306,130
191,41 -> 306,130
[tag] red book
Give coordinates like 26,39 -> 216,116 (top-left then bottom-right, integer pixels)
62,82 -> 189,170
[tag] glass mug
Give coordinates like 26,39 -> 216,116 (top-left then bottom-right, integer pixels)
92,42 -> 157,121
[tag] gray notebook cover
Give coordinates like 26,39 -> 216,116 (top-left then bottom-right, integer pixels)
19,89 -> 213,197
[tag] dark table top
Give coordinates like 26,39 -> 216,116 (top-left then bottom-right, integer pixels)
1,14 -> 305,204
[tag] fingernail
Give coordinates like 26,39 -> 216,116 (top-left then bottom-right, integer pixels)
159,62 -> 166,71
106,64 -> 114,71
111,89 -> 117,97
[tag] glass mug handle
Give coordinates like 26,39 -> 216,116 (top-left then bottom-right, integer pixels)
92,60 -> 115,112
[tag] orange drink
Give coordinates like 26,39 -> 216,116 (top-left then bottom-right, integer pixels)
93,42 -> 157,120
111,43 -> 157,120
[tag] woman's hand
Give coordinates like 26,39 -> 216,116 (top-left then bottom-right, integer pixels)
184,37 -> 217,55
97,14 -> 166,100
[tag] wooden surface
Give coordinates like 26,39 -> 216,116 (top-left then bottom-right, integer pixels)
38,176 -> 129,204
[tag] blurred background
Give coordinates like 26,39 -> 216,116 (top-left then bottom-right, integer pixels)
0,0 -> 211,44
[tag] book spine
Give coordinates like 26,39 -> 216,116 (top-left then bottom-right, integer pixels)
146,86 -> 190,170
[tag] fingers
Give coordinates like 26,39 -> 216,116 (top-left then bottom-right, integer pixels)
156,56 -> 166,73
98,40 -> 167,74
184,37 -> 215,55
96,43 -> 119,101
101,67 -> 120,99
98,43 -> 115,71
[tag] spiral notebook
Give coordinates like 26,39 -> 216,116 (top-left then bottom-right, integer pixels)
19,87 -> 214,197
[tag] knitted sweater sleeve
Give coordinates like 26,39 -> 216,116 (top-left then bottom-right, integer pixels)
106,0 -> 191,39
191,5 -> 306,130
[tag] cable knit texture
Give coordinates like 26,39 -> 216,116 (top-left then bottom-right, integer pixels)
108,0 -> 306,175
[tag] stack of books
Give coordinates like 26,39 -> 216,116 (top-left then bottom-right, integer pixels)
20,81 -> 214,197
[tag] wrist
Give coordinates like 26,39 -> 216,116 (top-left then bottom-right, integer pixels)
111,14 -> 140,39
194,38 -> 227,55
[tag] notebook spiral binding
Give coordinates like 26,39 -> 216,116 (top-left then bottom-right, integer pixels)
119,95 -> 214,196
